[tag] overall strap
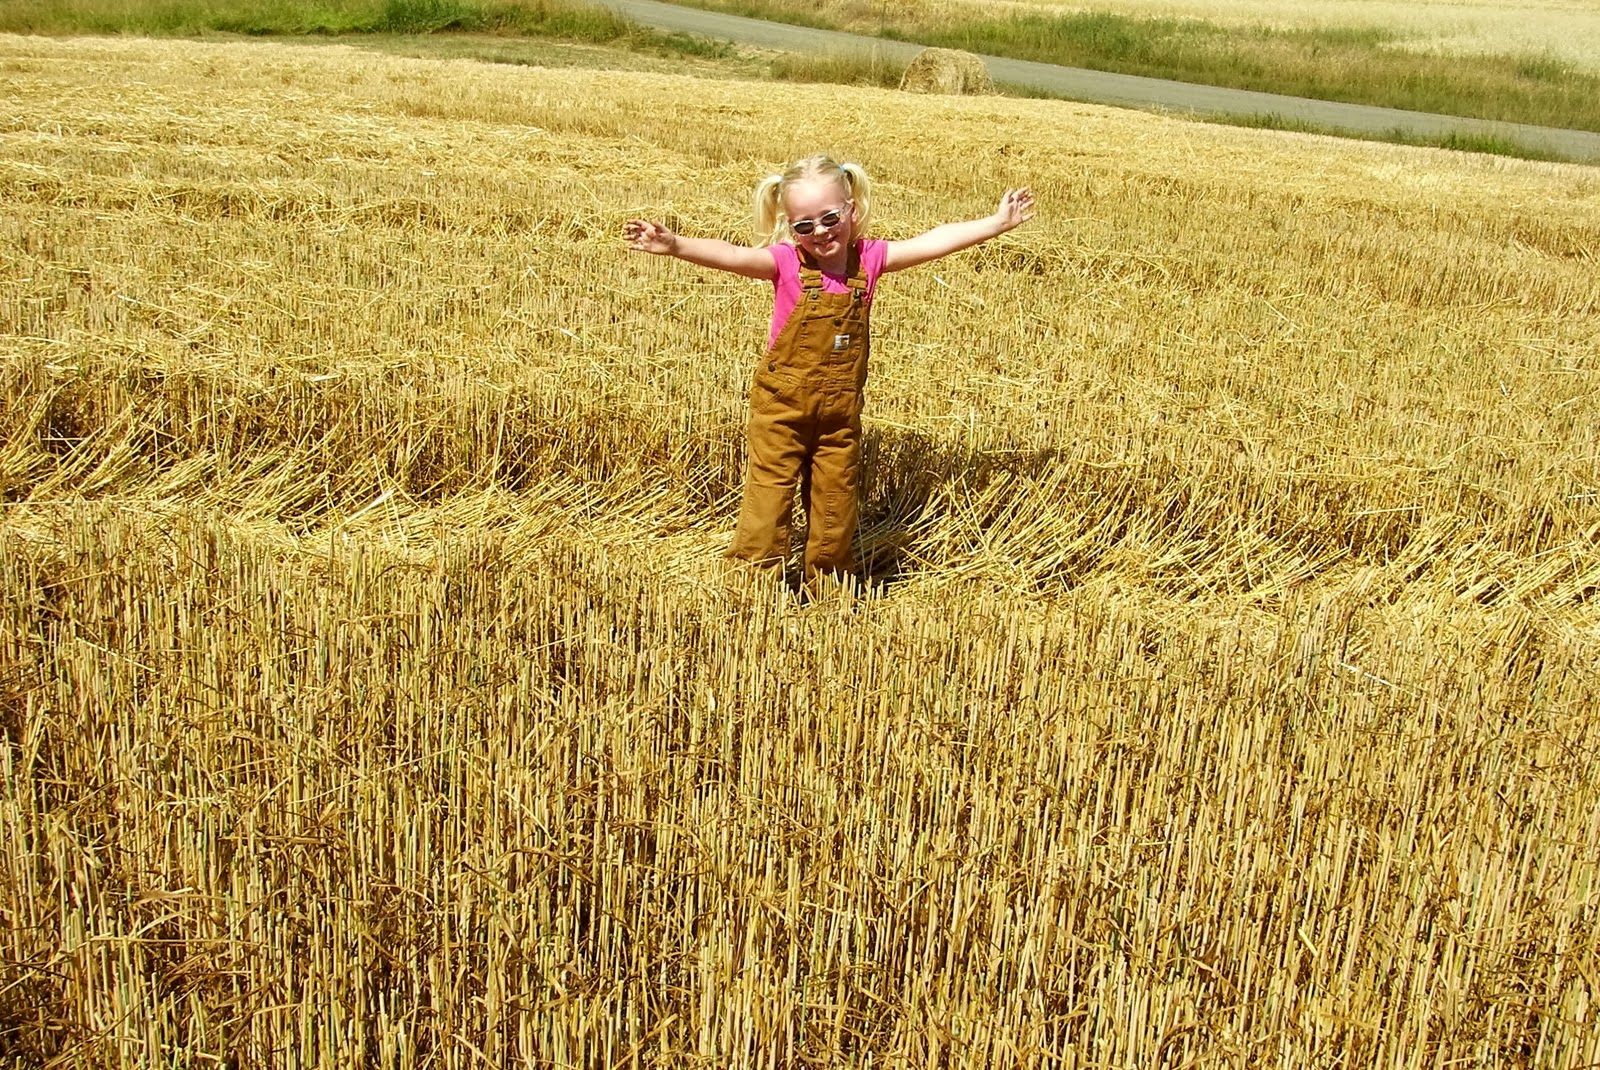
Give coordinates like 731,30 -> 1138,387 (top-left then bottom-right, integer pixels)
844,243 -> 868,300
796,246 -> 825,293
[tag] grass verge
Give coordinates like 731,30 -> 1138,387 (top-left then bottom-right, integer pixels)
770,46 -> 906,88
0,0 -> 736,59
1211,110 -> 1577,163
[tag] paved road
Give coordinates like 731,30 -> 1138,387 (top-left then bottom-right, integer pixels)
601,0 -> 1600,164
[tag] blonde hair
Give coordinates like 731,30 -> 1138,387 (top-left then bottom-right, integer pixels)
753,155 -> 874,247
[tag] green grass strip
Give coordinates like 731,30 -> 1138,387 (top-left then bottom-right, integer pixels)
0,0 -> 732,57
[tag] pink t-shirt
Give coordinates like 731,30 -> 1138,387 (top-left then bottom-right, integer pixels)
766,239 -> 889,350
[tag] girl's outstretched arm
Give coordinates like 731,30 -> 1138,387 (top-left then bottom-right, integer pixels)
623,219 -> 776,281
883,188 -> 1034,273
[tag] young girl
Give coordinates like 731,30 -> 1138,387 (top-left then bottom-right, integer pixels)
624,154 -> 1034,584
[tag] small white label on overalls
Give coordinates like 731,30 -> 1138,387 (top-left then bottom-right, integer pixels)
833,334 -> 851,351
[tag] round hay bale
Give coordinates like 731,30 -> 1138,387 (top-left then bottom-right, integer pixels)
898,47 -> 993,95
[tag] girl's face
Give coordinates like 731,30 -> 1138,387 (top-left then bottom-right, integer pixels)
783,177 -> 855,259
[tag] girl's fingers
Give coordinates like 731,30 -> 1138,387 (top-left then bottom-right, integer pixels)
623,220 -> 666,248
997,189 -> 1032,223
623,219 -> 674,254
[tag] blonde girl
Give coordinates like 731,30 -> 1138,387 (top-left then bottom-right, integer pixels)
624,155 -> 1034,583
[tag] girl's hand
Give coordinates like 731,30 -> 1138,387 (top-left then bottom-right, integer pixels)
994,188 -> 1035,231
623,219 -> 678,256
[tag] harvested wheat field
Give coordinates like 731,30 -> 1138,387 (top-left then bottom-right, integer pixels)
2,31 -> 1598,1068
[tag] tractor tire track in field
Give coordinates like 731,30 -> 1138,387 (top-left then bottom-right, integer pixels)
601,0 -> 1600,163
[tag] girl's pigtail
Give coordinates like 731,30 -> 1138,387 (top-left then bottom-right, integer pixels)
753,175 -> 785,247
839,162 -> 873,237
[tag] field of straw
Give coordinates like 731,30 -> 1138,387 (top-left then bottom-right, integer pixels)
2,32 -> 1598,1068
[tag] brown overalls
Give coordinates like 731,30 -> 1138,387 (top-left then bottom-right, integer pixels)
727,244 -> 871,581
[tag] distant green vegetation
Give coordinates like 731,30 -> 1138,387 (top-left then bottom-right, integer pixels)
677,0 -> 1600,133
770,47 -> 907,88
1,0 -> 591,37
0,0 -> 731,57
1208,110 -> 1575,162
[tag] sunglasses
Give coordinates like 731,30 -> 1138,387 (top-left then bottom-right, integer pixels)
790,203 -> 851,236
